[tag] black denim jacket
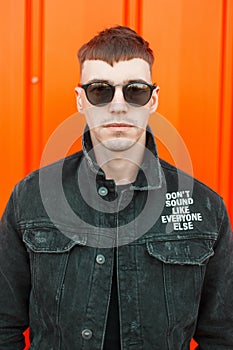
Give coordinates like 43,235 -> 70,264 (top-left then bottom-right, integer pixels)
0,128 -> 233,350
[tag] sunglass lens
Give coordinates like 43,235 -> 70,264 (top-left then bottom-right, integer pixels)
124,83 -> 151,106
86,83 -> 113,106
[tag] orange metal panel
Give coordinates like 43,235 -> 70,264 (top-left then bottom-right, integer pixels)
0,1 -> 25,214
218,0 -> 233,221
41,0 -> 124,167
142,0 -> 223,193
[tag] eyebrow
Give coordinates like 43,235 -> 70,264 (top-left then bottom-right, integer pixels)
83,78 -> 150,85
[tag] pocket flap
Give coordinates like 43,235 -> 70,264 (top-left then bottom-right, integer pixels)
23,227 -> 87,253
146,235 -> 217,265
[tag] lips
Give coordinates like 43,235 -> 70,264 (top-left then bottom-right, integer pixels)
104,123 -> 133,128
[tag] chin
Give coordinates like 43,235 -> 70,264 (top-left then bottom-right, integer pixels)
102,138 -> 136,151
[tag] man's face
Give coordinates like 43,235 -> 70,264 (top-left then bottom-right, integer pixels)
75,58 -> 159,152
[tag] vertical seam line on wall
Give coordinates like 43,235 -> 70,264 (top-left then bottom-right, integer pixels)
24,0 -> 32,176
217,0 -> 227,195
38,0 -> 44,169
136,0 -> 142,34
123,0 -> 130,26
229,93 -> 233,222
123,0 -> 142,33
24,0 -> 44,176
228,3 -> 233,221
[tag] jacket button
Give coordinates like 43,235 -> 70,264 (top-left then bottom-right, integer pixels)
96,254 -> 105,264
98,186 -> 108,196
81,328 -> 93,340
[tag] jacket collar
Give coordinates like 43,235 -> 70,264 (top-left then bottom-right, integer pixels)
82,125 -> 163,190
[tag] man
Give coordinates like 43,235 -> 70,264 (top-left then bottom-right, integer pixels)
0,25 -> 233,350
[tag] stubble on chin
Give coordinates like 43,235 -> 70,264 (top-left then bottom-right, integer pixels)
101,138 -> 136,152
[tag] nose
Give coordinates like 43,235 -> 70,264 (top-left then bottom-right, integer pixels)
108,86 -> 128,113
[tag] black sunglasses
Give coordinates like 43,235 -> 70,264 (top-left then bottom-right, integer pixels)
78,81 -> 157,107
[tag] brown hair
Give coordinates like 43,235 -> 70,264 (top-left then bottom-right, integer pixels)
77,25 -> 154,71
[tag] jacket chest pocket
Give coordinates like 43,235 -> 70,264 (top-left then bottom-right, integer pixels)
145,232 -> 218,324
146,234 -> 217,266
23,227 -> 86,314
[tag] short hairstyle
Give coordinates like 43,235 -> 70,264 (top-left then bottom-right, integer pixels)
77,25 -> 154,72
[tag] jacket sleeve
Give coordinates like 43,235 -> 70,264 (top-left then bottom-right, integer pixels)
0,190 -> 30,349
193,199 -> 233,348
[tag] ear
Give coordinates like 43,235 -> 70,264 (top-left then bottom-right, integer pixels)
75,87 -> 84,114
149,86 -> 160,114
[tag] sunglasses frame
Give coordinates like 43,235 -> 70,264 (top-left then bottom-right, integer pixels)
78,81 -> 157,107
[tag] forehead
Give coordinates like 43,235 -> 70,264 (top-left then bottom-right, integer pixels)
81,58 -> 152,84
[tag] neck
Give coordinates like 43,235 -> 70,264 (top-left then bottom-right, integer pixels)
93,134 -> 146,185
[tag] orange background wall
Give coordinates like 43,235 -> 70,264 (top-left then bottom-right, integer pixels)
0,1 -> 233,349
